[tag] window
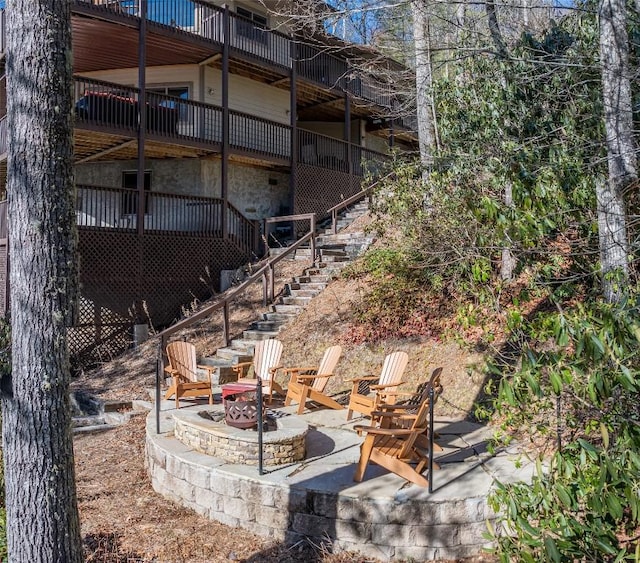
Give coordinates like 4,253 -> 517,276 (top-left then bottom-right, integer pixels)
148,86 -> 189,122
122,171 -> 151,216
236,6 -> 268,44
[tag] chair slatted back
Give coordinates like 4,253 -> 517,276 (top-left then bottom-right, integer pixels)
253,339 -> 283,380
403,367 -> 444,414
167,341 -> 198,383
397,397 -> 432,459
312,345 -> 342,393
379,351 -> 409,387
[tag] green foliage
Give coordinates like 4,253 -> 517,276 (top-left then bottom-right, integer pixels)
360,4 -> 640,559
370,11 -> 604,305
490,299 -> 640,560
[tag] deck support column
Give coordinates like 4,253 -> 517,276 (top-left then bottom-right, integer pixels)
289,39 -> 298,224
136,0 -> 147,324
221,5 -> 230,240
345,92 -> 352,182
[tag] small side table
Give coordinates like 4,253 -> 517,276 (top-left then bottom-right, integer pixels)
221,381 -> 258,402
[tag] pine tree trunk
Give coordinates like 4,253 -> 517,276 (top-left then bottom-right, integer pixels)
598,0 -> 636,302
1,1 -> 83,561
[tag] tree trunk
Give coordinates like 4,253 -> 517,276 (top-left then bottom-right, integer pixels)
501,182 -> 516,281
598,0 -> 636,302
412,0 -> 436,178
2,1 -> 83,562
486,0 -> 508,58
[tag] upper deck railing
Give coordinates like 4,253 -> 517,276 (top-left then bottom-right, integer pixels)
73,75 -> 388,174
42,1 -> 406,117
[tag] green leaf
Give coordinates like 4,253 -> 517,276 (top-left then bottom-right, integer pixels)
550,371 -> 562,395
544,535 -> 561,562
556,484 -> 572,508
596,538 -> 618,556
605,493 -> 623,520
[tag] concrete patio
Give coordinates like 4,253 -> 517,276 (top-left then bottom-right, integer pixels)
145,392 -> 534,561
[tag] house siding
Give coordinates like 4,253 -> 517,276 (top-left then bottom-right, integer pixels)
78,65 -> 201,98
203,67 -> 290,123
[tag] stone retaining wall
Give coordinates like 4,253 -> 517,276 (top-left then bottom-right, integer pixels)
173,408 -> 307,466
146,414 -> 496,561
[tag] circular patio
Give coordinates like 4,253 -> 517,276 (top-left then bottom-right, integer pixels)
146,403 -> 532,561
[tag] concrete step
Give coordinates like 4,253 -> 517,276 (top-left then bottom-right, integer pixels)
318,232 -> 368,242
242,329 -> 281,341
288,281 -> 327,290
262,311 -> 297,322
320,249 -> 348,258
250,319 -> 286,332
293,275 -> 329,285
199,357 -> 233,368
286,288 -> 321,298
281,296 -> 313,306
272,303 -> 304,314
318,255 -> 350,263
215,347 -> 253,362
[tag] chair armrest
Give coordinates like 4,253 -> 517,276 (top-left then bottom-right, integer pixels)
353,425 -> 416,437
282,366 -> 318,375
232,361 -> 253,378
268,365 -> 284,375
293,373 -> 324,382
371,381 -> 403,391
164,366 -> 177,376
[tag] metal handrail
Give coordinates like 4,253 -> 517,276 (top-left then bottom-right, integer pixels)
155,212 -> 316,433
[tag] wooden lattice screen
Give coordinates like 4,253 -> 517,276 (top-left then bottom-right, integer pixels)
69,230 -> 250,366
293,164 -> 363,233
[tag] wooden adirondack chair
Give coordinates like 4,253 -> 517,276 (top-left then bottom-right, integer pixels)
353,395 -> 436,488
232,339 -> 284,403
283,345 -> 344,414
372,367 -> 444,452
164,341 -> 215,409
346,351 -> 408,421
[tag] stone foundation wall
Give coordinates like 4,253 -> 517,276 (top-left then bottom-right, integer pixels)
146,414 -> 496,561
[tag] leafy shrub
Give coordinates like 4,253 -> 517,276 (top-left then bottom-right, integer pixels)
490,299 -> 640,561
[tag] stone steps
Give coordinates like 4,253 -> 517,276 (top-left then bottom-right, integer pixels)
201,197 -> 374,375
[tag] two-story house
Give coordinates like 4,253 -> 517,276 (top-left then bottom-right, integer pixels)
0,0 -> 416,363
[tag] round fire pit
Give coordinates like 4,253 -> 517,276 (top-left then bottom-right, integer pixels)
172,406 -> 309,466
225,398 -> 260,429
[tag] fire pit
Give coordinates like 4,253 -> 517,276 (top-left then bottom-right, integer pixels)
172,406 -> 308,466
225,397 -> 260,429
221,382 -> 262,429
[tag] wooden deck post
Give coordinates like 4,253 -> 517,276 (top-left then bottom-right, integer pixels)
289,39 -> 298,218
221,5 -> 230,240
136,0 -> 147,324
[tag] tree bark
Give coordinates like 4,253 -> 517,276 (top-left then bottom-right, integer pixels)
412,0 -> 436,178
486,0 -> 508,58
501,182 -> 515,281
598,0 -> 636,302
2,1 -> 83,561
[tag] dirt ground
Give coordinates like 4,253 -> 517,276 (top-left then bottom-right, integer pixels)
74,239 -> 495,562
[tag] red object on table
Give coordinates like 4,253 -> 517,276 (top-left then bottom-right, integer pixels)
221,381 -> 258,401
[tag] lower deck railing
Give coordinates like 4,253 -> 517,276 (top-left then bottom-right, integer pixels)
76,185 -> 257,255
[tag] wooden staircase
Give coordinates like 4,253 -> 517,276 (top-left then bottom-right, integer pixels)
200,200 -> 373,383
